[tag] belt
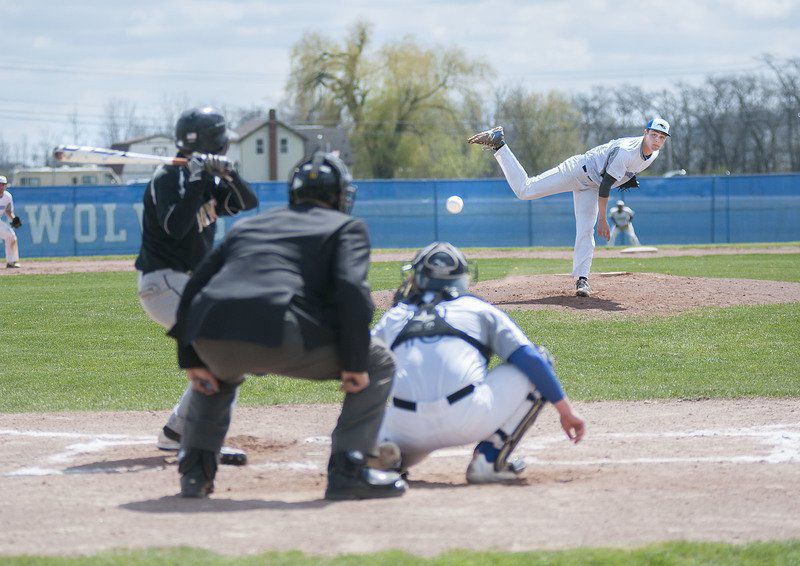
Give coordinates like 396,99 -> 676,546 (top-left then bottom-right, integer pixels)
392,384 -> 475,412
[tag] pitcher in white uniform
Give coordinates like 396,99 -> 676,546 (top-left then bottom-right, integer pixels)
371,242 -> 585,483
0,176 -> 22,268
468,119 -> 670,297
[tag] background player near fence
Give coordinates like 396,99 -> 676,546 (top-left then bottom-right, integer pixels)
468,118 -> 670,297
168,151 -> 407,500
608,200 -> 641,247
0,176 -> 23,268
134,107 -> 258,461
371,242 -> 585,483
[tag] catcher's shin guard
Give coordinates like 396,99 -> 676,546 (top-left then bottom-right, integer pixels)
494,391 -> 545,472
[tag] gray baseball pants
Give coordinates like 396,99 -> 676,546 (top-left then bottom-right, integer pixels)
181,310 -> 397,456
137,269 -> 196,438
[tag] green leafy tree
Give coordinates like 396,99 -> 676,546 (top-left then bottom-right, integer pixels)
283,22 -> 491,178
494,87 -> 583,176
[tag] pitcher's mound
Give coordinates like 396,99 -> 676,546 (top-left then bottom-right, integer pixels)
373,272 -> 800,317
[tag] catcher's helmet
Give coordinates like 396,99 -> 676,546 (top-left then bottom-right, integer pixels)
288,151 -> 356,214
175,107 -> 230,155
406,242 -> 470,295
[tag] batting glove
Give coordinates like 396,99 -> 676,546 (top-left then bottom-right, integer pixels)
187,156 -> 206,183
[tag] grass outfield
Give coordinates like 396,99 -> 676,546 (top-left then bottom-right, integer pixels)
3,540 -> 800,564
0,252 -> 798,412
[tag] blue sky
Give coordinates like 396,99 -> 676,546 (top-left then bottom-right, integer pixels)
2,0 -> 799,152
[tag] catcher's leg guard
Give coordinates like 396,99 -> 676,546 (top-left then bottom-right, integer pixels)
494,391 -> 545,472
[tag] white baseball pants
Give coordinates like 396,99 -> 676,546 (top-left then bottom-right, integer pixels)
138,269 -> 193,437
378,364 -> 542,469
494,145 -> 599,279
608,224 -> 641,247
0,222 -> 19,264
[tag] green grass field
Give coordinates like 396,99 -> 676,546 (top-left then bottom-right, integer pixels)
1,250 -> 798,412
1,247 -> 799,564
4,540 -> 800,565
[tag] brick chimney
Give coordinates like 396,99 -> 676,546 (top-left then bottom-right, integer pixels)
268,109 -> 278,181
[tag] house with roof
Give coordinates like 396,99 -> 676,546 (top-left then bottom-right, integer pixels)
110,134 -> 174,183
234,109 -> 308,182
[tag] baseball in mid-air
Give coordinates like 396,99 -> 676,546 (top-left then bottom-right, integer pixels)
446,195 -> 464,214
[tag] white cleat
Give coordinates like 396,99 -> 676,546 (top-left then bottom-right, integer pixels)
156,427 -> 181,451
367,441 -> 403,471
466,452 -> 526,484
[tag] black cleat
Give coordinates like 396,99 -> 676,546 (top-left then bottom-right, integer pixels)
159,425 -> 247,466
325,450 -> 407,501
178,448 -> 217,498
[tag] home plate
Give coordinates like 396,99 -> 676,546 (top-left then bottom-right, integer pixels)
620,246 -> 658,254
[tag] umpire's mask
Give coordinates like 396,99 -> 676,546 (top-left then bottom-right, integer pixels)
405,242 -> 471,295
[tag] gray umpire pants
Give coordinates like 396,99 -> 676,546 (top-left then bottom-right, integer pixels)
182,311 -> 397,457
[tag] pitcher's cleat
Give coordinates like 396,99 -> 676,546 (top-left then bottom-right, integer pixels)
467,126 -> 505,150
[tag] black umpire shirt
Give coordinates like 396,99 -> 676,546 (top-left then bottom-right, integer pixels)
134,161 -> 258,274
170,203 -> 375,373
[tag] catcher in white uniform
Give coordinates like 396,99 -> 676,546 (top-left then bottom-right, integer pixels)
372,242 -> 585,483
468,118 -> 670,297
0,176 -> 22,268
608,200 -> 640,247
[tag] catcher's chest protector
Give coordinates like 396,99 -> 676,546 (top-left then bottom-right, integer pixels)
390,303 -> 494,364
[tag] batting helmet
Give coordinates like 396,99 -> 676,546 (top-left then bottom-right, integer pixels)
175,107 -> 231,155
288,151 -> 356,214
405,242 -> 470,295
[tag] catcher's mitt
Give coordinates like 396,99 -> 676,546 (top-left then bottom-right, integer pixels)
10,216 -> 22,228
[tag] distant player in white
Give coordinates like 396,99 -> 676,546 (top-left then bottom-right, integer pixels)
608,200 -> 640,247
0,176 -> 22,268
469,118 -> 670,297
371,242 -> 585,483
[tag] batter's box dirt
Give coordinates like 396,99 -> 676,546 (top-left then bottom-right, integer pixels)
1,400 -> 800,557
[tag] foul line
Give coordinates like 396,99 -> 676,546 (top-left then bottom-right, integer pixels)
2,423 -> 800,477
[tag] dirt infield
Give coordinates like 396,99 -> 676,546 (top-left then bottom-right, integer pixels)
1,400 -> 799,556
1,247 -> 798,557
2,245 -> 798,277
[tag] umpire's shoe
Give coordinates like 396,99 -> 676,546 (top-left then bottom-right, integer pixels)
178,448 -> 217,498
575,277 -> 591,297
467,126 -> 505,151
325,450 -> 407,501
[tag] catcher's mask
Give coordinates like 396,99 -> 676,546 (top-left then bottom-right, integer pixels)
288,151 -> 356,214
175,106 -> 231,155
403,242 -> 474,296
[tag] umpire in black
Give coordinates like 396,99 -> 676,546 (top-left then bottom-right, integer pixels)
169,151 -> 407,500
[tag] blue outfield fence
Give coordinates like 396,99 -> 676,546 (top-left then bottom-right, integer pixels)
9,173 -> 800,258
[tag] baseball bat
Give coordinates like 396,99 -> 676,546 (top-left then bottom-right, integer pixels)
53,145 -> 188,166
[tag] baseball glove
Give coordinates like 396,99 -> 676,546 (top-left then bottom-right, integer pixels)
619,176 -> 639,191
10,216 -> 22,228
